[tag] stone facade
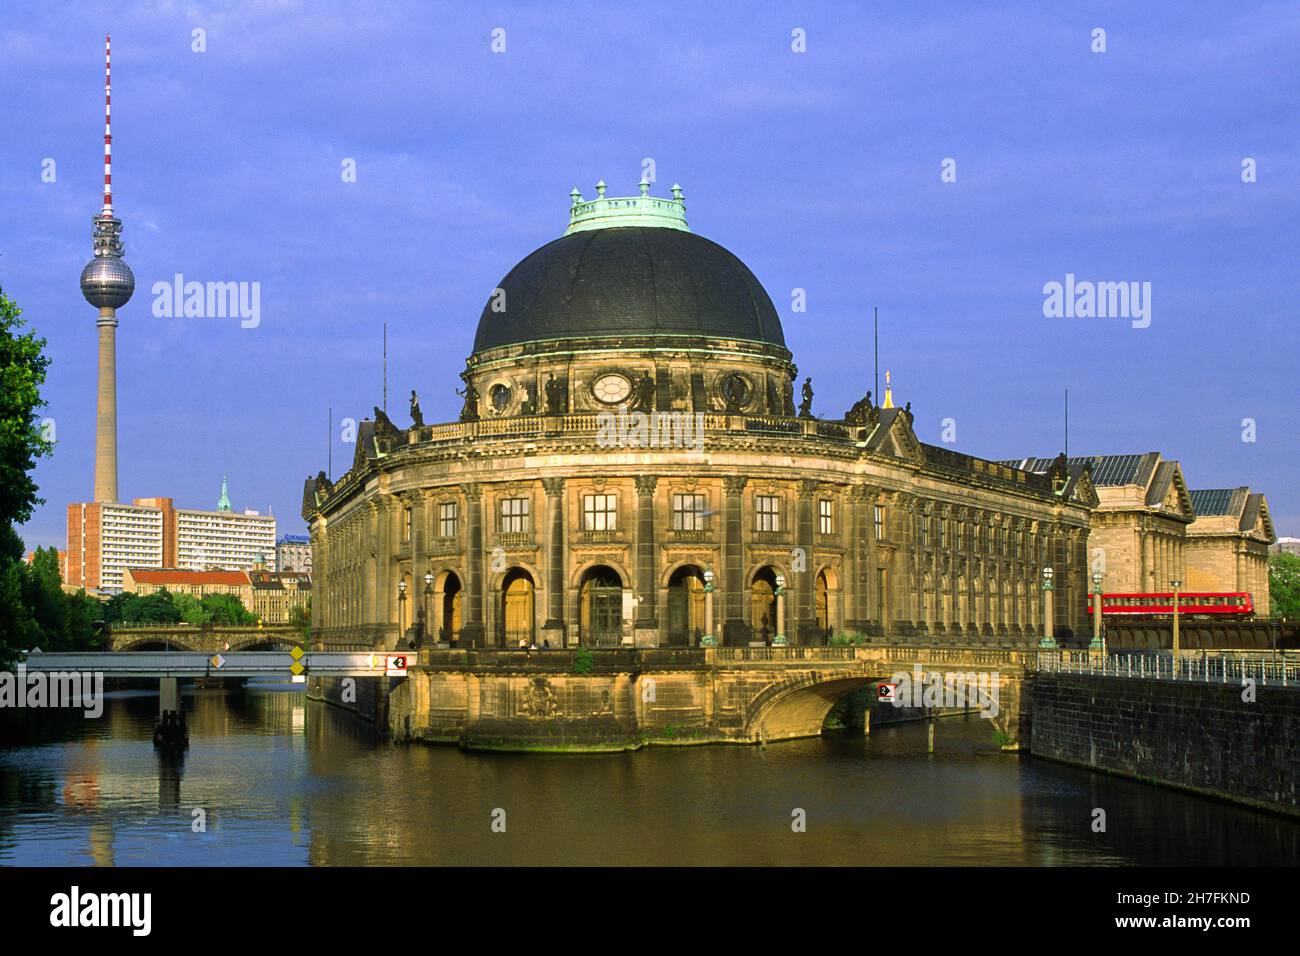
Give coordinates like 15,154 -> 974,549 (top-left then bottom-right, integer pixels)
1185,488 -> 1274,614
304,419 -> 1096,652
304,185 -> 1096,654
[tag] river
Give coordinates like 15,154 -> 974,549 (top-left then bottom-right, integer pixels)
1,682 -> 1297,866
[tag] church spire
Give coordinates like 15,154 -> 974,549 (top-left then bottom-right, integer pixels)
218,476 -> 232,512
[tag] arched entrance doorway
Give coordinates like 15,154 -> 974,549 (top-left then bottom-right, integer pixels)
667,565 -> 706,646
500,569 -> 535,646
437,571 -> 462,644
750,567 -> 779,644
579,565 -> 623,647
815,570 -> 829,636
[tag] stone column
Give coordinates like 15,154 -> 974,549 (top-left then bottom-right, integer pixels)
541,477 -> 567,643
460,482 -> 485,648
795,479 -> 818,645
633,476 -> 659,646
722,476 -> 749,645
847,485 -> 876,634
375,496 -> 394,644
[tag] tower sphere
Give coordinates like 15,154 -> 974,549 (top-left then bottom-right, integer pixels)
80,254 -> 135,309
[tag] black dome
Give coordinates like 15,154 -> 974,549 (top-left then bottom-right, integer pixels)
472,227 -> 785,353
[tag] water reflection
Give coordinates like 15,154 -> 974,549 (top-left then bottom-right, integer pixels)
0,683 -> 1296,866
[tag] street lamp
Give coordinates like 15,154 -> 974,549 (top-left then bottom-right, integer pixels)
1170,578 -> 1182,657
700,569 -> 716,647
773,573 -> 788,647
1038,566 -> 1057,649
398,578 -> 407,643
1090,570 -> 1104,652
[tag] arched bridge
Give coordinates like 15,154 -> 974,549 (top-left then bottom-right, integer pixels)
108,625 -> 300,654
386,645 -> 1036,752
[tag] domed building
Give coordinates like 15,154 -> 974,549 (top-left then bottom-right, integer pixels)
304,182 -> 1096,653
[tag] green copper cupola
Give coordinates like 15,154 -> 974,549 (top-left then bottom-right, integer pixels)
565,179 -> 689,234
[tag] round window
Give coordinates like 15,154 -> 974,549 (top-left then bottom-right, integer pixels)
489,383 -> 512,412
591,373 -> 632,405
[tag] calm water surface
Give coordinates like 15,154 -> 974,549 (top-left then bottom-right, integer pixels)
1,682 -> 1296,866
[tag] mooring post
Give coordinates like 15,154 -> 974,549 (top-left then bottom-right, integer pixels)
863,706 -> 871,737
927,716 -> 935,754
155,677 -> 187,746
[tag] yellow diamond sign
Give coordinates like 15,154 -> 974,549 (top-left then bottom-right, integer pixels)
290,661 -> 305,676
290,645 -> 304,661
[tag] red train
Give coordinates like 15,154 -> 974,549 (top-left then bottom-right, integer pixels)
1086,592 -> 1254,617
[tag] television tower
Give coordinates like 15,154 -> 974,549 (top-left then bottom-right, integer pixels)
79,34 -> 134,503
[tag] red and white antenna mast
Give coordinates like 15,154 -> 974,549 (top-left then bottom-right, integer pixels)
102,33 -> 113,215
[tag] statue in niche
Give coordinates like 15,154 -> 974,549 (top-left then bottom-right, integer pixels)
631,371 -> 656,412
544,373 -> 565,414
782,377 -> 795,416
409,390 -> 424,428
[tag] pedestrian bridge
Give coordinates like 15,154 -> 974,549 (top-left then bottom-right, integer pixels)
20,650 -> 402,678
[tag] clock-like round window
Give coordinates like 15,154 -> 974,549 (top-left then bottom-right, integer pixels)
719,372 -> 753,409
489,383 -> 512,413
591,373 -> 632,405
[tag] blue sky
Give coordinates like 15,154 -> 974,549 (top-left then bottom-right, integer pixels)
3,0 -> 1297,549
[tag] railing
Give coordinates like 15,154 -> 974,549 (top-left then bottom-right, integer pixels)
1036,650 -> 1300,686
715,646 -> 858,662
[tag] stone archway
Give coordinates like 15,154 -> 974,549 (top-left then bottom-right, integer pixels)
749,566 -> 780,644
579,565 -> 624,647
499,568 -> 536,647
666,564 -> 707,647
435,569 -> 463,644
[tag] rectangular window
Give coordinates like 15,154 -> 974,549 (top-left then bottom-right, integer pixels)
921,516 -> 930,549
818,499 -> 834,535
438,501 -> 458,538
992,526 -> 1000,556
499,497 -> 530,534
582,493 -> 617,532
874,505 -> 884,540
672,493 -> 707,531
755,495 -> 781,532
403,506 -> 412,542
940,519 -> 948,549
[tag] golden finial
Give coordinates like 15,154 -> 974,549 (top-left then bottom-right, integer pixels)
882,370 -> 895,409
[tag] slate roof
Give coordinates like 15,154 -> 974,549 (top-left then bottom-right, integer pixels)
472,226 -> 785,352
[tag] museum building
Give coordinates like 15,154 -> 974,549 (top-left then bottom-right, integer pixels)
302,182 -> 1098,650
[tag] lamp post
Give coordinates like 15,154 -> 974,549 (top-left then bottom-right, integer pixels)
700,569 -> 716,647
423,570 -> 434,648
1090,570 -> 1104,651
773,573 -> 787,646
1171,578 -> 1182,657
1039,566 -> 1057,649
398,578 -> 407,644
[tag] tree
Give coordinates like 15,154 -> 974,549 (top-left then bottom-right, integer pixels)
121,589 -> 182,625
1270,553 -> 1300,620
200,593 -> 256,626
0,288 -> 54,667
289,599 -> 311,640
0,287 -> 52,534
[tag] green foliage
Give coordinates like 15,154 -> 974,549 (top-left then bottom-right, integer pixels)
0,287 -> 56,667
572,647 -> 594,675
289,599 -> 311,639
200,593 -> 257,626
828,631 -> 870,646
0,287 -> 52,532
1270,553 -> 1300,619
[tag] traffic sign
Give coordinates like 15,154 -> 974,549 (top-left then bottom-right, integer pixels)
386,654 -> 408,676
878,683 -> 897,703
